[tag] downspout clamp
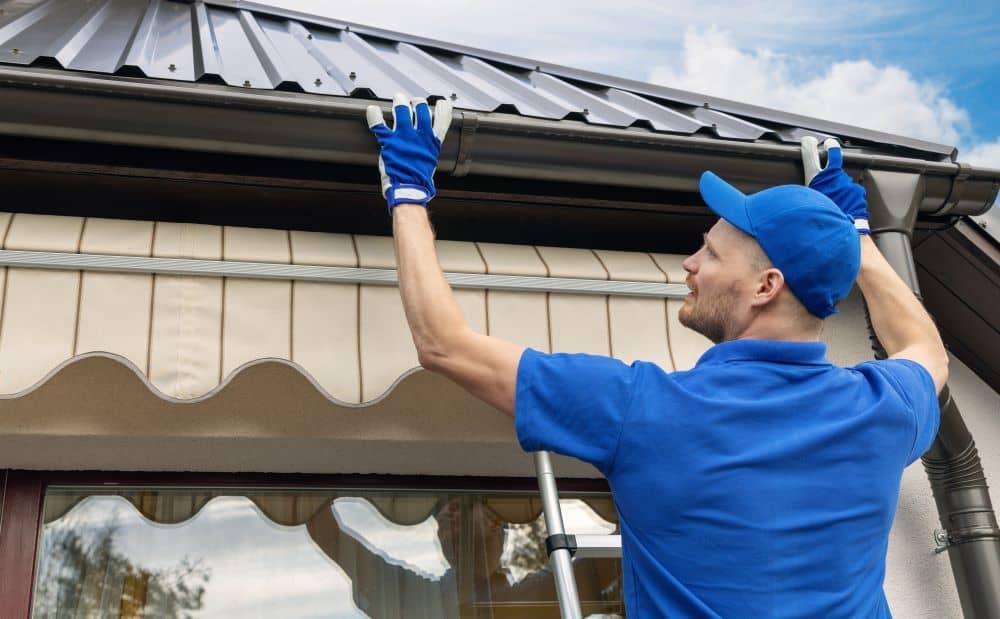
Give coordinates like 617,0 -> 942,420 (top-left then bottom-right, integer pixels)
863,169 -> 1000,618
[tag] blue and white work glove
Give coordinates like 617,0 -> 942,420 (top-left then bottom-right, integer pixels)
801,136 -> 870,234
366,93 -> 453,211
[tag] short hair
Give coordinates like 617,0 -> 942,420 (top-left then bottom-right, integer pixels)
746,239 -> 773,274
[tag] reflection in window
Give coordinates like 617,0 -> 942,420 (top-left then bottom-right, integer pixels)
33,487 -> 623,618
332,497 -> 450,581
500,499 -> 618,586
33,496 -> 366,619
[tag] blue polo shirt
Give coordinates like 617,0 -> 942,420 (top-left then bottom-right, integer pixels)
515,339 -> 939,619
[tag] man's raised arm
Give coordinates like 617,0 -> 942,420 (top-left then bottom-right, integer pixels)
803,137 -> 949,392
367,94 -> 524,416
854,235 -> 948,392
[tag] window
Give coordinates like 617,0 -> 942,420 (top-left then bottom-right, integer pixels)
32,486 -> 623,618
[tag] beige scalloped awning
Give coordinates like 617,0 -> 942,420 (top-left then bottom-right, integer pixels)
0,212 -> 711,476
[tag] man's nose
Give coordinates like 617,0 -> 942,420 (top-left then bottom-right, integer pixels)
682,253 -> 697,273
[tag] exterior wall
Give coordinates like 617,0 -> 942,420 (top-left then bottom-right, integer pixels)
0,261 -> 995,616
824,288 -> 999,618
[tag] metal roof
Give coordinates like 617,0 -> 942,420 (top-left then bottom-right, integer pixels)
0,0 -> 957,161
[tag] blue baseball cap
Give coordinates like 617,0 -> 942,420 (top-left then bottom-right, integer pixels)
699,171 -> 860,318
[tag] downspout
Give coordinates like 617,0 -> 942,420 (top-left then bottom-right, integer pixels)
862,170 -> 1000,618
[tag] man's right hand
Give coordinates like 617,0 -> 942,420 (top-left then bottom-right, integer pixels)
801,137 -> 870,234
366,93 -> 452,212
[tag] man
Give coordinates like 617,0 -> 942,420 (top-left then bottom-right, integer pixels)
366,94 -> 945,618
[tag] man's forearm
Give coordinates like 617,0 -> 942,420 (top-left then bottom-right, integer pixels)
856,235 -> 948,386
368,96 -> 522,415
392,205 -> 469,366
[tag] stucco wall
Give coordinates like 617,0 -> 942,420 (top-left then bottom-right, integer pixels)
825,288 -> 999,618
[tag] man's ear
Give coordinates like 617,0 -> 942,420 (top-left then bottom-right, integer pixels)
750,268 -> 785,307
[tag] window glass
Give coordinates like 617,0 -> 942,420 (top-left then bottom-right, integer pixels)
32,487 -> 623,618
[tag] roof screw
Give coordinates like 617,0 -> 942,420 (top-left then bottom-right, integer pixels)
11,48 -> 20,55
534,65 -> 541,71
307,33 -> 313,40
345,25 -> 351,32
243,80 -> 251,87
979,220 -> 988,229
703,102 -> 710,108
712,122 -> 718,128
449,92 -> 457,101
349,71 -> 356,80
168,63 -> 176,72
314,78 -> 322,86
582,108 -> 589,116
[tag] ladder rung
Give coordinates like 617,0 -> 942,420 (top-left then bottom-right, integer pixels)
570,534 -> 622,559
545,533 -> 623,559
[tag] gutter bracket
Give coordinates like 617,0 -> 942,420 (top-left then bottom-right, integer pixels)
934,529 -> 951,553
933,163 -> 971,217
451,110 -> 478,177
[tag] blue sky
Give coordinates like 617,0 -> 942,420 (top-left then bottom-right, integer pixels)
264,0 -> 999,168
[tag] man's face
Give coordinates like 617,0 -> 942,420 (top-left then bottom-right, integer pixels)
678,219 -> 761,344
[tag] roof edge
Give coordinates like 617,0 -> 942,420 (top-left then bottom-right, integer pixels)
202,0 -> 958,160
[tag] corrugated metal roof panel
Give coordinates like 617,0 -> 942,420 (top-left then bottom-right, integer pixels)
692,107 -> 774,140
603,89 -> 707,134
128,1 -> 201,80
0,0 -> 957,160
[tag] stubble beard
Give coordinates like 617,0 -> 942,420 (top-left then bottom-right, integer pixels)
678,291 -> 737,344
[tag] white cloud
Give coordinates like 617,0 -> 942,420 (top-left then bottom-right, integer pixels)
647,26 -> 1000,187
261,0 -> 909,81
964,140 -> 1000,221
963,140 -> 1000,169
264,3 -> 1000,173
649,28 -> 970,146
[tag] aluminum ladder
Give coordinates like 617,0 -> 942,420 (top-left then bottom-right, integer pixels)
534,451 -> 623,619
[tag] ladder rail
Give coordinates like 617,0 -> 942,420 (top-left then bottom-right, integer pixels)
534,451 -> 584,619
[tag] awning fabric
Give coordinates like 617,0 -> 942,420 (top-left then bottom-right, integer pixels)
0,212 -> 710,401
0,212 -> 711,475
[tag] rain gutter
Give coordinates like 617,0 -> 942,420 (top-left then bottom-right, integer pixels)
0,66 -> 996,218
